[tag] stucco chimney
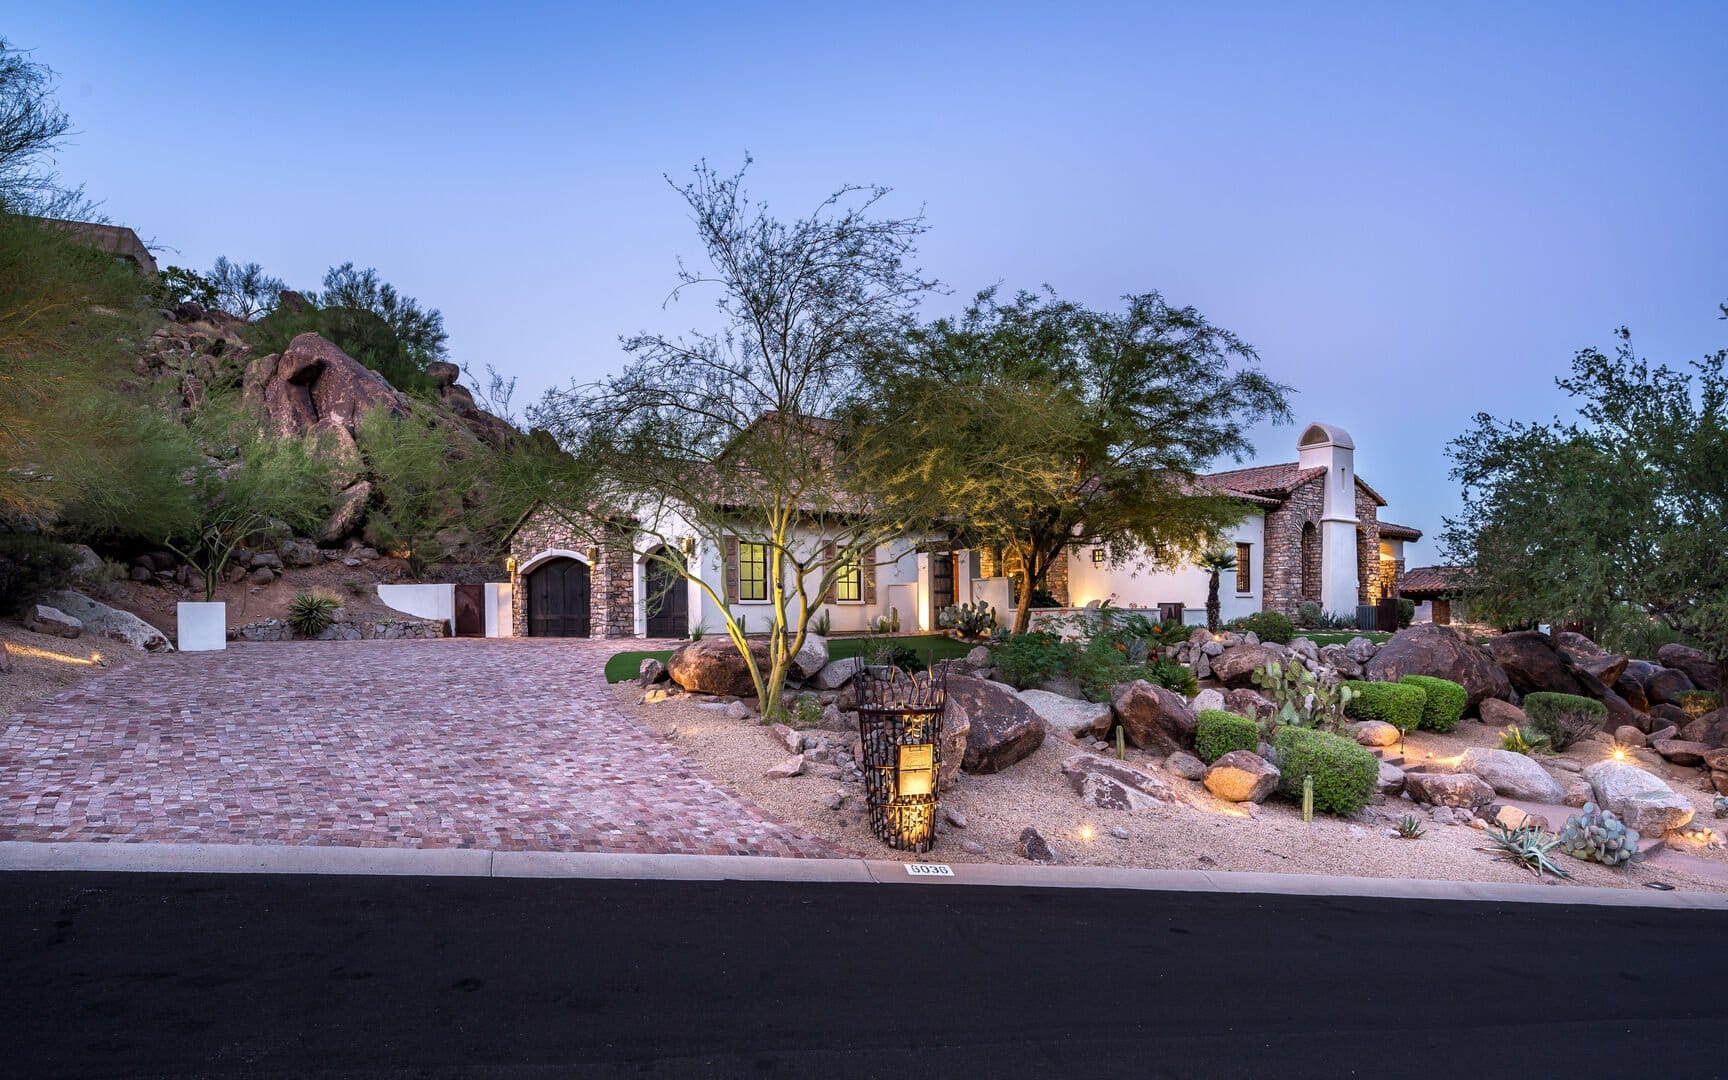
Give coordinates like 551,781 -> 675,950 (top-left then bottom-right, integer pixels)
1296,422 -> 1360,614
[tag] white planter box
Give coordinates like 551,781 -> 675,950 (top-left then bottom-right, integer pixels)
177,601 -> 227,652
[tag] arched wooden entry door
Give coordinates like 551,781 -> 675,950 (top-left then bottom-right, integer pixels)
526,557 -> 591,638
644,548 -> 688,638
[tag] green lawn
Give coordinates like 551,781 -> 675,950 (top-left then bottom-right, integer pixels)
603,634 -> 976,684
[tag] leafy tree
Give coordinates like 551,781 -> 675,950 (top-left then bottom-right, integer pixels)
864,288 -> 1291,632
207,256 -> 285,320
150,402 -> 336,600
315,263 -> 448,367
527,160 -> 940,717
1444,304 -> 1728,687
1198,547 -> 1238,632
356,405 -> 481,580
158,264 -> 219,309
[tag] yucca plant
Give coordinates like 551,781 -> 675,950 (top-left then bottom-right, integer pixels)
1480,821 -> 1572,879
1498,725 -> 1550,756
286,589 -> 342,638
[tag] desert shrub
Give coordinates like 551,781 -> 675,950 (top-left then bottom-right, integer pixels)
1146,658 -> 1198,698
1297,601 -> 1325,628
1397,598 -> 1416,628
1523,692 -> 1608,751
1028,586 -> 1060,609
0,534 -> 77,615
990,632 -> 1074,689
1499,725 -> 1550,755
812,609 -> 832,637
1678,690 -> 1720,719
286,589 -> 342,637
1271,726 -> 1379,815
1343,680 -> 1426,733
1234,610 -> 1294,644
1196,710 -> 1259,763
938,600 -> 996,639
1399,674 -> 1467,732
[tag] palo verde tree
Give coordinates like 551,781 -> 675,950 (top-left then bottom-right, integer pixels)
357,404 -> 484,580
1444,304 -> 1728,687
527,159 -> 941,717
863,288 -> 1292,633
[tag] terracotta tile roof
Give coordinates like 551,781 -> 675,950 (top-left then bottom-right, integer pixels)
1399,565 -> 1462,598
1199,461 -> 1390,508
1377,520 -> 1422,541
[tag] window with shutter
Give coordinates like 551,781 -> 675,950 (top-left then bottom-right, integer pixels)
723,535 -> 740,602
862,546 -> 877,604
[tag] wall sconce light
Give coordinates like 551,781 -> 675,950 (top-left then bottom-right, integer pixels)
584,545 -> 599,563
679,535 -> 697,558
504,555 -> 517,575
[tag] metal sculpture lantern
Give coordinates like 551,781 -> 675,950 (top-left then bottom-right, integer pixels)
854,666 -> 946,852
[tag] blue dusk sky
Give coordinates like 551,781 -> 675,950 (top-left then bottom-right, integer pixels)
10,2 -> 1726,565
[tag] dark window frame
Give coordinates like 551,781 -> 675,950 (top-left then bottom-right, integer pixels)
1235,543 -> 1252,594
738,541 -> 770,602
834,555 -> 862,603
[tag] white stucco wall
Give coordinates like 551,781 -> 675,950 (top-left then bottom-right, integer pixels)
1067,514 -> 1266,623
377,584 -> 454,630
484,583 -> 512,638
177,601 -> 227,652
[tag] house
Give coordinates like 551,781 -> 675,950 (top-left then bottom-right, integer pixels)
504,419 -> 1423,639
1066,422 -> 1422,623
1398,565 -> 1465,625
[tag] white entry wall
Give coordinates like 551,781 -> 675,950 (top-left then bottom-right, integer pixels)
1066,513 -> 1267,623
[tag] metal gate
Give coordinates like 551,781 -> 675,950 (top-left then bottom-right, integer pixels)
453,584 -> 484,637
644,549 -> 688,638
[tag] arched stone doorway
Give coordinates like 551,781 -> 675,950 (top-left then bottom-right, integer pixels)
525,557 -> 591,637
643,547 -> 688,639
1300,522 -> 1322,603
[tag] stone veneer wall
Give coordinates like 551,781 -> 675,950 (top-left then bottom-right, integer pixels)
508,507 -> 636,638
1261,477 -> 1324,617
980,545 -> 1070,606
1354,487 -> 1381,604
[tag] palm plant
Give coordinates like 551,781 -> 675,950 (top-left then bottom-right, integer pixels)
1197,548 -> 1238,632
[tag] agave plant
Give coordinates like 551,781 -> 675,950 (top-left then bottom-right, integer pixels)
1395,814 -> 1425,840
1480,821 -> 1572,879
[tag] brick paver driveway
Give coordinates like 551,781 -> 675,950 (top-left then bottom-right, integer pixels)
0,639 -> 835,858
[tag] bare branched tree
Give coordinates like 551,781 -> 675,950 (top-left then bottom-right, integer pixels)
529,159 -> 942,715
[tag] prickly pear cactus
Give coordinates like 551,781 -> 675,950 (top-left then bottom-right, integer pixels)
1558,802 -> 1642,867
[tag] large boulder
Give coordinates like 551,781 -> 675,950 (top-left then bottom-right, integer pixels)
23,604 -> 81,639
949,675 -> 1045,774
1458,747 -> 1566,803
666,637 -> 774,697
42,590 -> 171,652
1209,643 -> 1283,689
789,634 -> 829,681
319,481 -> 373,544
1574,652 -> 1628,687
1203,751 -> 1280,803
1110,680 -> 1196,753
1018,689 -> 1113,739
1479,698 -> 1528,730
1582,760 -> 1695,833
1224,688 -> 1277,721
1644,667 -> 1696,708
1485,631 -> 1585,697
1657,643 -> 1720,691
241,332 -> 408,440
1366,624 -> 1513,711
1692,707 -> 1728,750
1613,674 -> 1651,715
1621,659 -> 1663,691
1404,771 -> 1496,810
810,656 -> 863,691
1060,753 -> 1171,810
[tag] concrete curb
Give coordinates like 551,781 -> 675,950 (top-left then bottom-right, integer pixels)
3,841 -> 1726,911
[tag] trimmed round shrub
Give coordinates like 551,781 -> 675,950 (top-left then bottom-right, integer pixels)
1271,726 -> 1379,815
1399,674 -> 1467,732
0,533 -> 78,616
1396,598 -> 1416,629
1195,710 -> 1259,763
1236,610 -> 1294,645
1344,680 -> 1426,733
1523,692 -> 1608,751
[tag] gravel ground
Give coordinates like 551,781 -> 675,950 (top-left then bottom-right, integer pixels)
617,683 -> 1728,893
1,619 -> 139,724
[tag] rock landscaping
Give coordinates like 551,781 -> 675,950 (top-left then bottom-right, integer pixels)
622,616 -> 1728,890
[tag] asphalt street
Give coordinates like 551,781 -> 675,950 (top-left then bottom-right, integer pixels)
1,870 -> 1723,1078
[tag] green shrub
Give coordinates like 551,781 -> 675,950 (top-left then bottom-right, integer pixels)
1397,598 -> 1416,629
286,589 -> 342,637
0,534 -> 77,616
991,632 -> 1075,690
1272,727 -> 1379,815
1499,725 -> 1550,755
1234,610 -> 1294,644
1678,690 -> 1720,719
1399,674 -> 1467,732
1297,601 -> 1325,628
1343,680 -> 1426,733
1523,692 -> 1608,751
1146,658 -> 1198,698
1196,710 -> 1259,763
